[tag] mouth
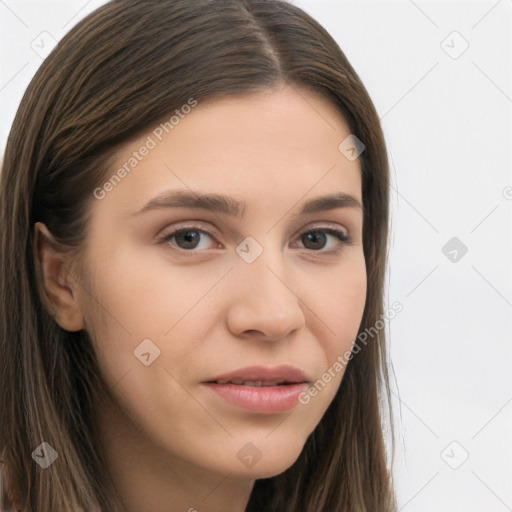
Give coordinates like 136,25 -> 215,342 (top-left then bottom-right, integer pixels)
202,365 -> 310,413
206,379 -> 301,387
204,364 -> 310,386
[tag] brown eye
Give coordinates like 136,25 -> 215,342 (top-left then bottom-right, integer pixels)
173,230 -> 202,249
161,227 -> 216,251
297,228 -> 350,251
302,231 -> 327,250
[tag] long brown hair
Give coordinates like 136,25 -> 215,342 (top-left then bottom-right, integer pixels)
0,0 -> 396,510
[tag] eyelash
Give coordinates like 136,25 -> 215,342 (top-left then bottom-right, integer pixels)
157,224 -> 352,255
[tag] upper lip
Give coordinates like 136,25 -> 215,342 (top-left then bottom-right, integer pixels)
204,364 -> 310,384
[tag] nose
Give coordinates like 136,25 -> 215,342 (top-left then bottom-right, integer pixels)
225,246 -> 306,342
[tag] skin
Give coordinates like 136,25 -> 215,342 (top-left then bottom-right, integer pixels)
36,83 -> 367,512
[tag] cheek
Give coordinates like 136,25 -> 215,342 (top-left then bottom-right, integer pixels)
79,251 -> 228,390
313,256 -> 367,359
289,257 -> 366,431
85,249 -> 211,339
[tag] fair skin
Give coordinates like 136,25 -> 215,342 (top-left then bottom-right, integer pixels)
36,84 -> 366,512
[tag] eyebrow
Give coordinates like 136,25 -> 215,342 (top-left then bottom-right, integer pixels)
131,189 -> 363,218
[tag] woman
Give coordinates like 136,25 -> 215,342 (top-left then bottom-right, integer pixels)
0,0 -> 396,510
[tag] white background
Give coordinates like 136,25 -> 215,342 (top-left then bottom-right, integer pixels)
1,1 -> 511,510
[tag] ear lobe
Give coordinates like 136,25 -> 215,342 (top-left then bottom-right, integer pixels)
34,222 -> 85,332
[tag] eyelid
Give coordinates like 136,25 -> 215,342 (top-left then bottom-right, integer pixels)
291,221 -> 349,240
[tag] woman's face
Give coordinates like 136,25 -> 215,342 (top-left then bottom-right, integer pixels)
78,84 -> 366,480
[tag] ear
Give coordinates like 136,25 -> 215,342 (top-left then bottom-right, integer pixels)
34,222 -> 85,332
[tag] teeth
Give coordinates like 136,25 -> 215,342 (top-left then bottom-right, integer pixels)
244,381 -> 262,387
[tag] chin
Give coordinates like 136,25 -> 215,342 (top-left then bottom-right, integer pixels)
220,433 -> 307,480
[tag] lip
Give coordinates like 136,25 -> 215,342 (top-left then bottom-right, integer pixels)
202,364 -> 310,413
204,364 -> 310,385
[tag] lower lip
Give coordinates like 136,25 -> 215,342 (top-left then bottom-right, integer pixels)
202,382 -> 308,413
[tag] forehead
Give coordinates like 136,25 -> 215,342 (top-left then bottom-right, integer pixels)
94,85 -> 363,216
